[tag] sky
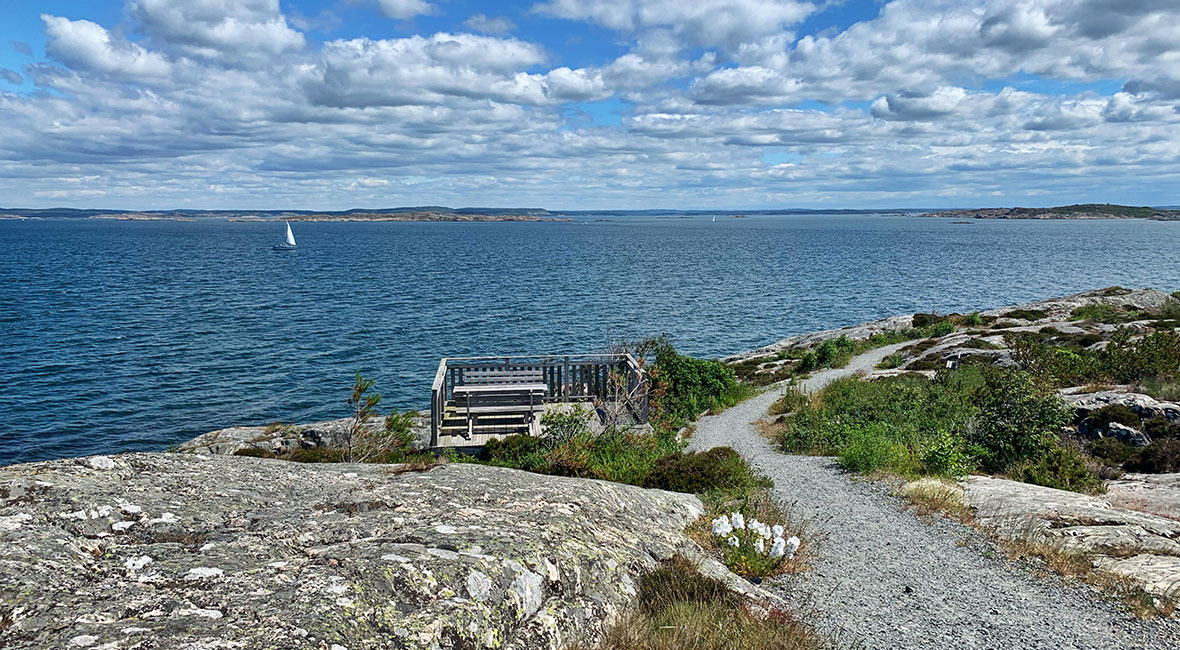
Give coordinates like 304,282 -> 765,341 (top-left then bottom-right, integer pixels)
0,0 -> 1178,210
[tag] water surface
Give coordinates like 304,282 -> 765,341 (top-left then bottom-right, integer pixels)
2,215 -> 1177,464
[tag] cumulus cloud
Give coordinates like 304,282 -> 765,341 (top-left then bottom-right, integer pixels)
536,0 -> 815,52
464,14 -> 515,35
129,0 -> 304,62
0,68 -> 22,84
377,0 -> 434,20
42,15 -> 171,81
1,0 -> 1180,209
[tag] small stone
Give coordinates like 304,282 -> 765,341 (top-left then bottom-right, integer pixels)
85,456 -> 115,471
124,555 -> 153,571
68,635 -> 98,647
185,567 -> 224,580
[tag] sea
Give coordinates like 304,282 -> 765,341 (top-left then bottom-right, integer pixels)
2,214 -> 1178,465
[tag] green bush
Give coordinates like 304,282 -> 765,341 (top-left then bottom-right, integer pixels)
480,434 -> 545,467
931,319 -> 957,337
920,429 -> 975,477
837,423 -> 918,474
540,405 -> 593,443
768,386 -> 809,415
962,312 -> 983,326
1143,417 -> 1180,440
1015,445 -> 1105,494
1127,439 -> 1180,473
912,313 -> 948,328
969,368 -> 1071,472
643,447 -> 766,495
1087,437 -> 1140,466
1070,303 -> 1121,322
1003,309 -> 1048,321
797,336 -> 856,373
1085,404 -> 1141,429
651,344 -> 740,430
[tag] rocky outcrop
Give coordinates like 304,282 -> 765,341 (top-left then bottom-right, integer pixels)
1077,420 -> 1152,447
980,287 -> 1176,324
1066,391 -> 1180,424
1108,473 -> 1180,521
0,454 -> 758,649
724,314 -> 915,362
961,476 -> 1180,597
177,414 -> 432,456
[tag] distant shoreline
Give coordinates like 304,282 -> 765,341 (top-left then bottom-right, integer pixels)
919,203 -> 1180,221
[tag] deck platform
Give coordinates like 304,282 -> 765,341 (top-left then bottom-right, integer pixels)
430,354 -> 649,449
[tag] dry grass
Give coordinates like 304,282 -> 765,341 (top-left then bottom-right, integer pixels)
896,478 -> 971,522
998,534 -> 1176,618
587,556 -> 827,650
385,454 -> 446,475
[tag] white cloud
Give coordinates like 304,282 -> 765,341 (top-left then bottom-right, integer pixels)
42,15 -> 171,81
535,0 -> 816,52
377,0 -> 434,20
464,14 -> 515,35
129,0 -> 304,62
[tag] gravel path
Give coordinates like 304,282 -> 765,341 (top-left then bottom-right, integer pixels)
691,343 -> 1180,649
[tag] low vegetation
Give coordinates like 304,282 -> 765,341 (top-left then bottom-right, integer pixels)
766,366 -> 1104,493
591,555 -> 826,650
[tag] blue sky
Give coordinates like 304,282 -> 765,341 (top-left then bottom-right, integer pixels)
1,0 -> 1178,210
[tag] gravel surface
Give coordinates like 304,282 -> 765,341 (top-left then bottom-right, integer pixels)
691,343 -> 1180,649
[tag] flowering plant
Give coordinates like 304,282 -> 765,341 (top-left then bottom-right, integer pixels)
710,511 -> 800,578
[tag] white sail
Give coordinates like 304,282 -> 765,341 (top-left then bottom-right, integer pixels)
284,222 -> 296,247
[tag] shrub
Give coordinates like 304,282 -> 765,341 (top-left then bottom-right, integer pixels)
963,312 -> 983,326
969,368 -> 1071,472
233,446 -> 275,458
650,344 -> 739,430
480,434 -> 545,467
912,313 -> 947,328
1014,445 -> 1105,494
931,319 -> 956,337
1087,437 -> 1140,466
707,511 -> 801,578
1070,303 -> 1120,322
876,353 -> 904,370
797,336 -> 855,373
920,429 -> 974,477
1127,439 -> 1180,473
1143,417 -> 1180,440
1003,309 -> 1048,321
1085,404 -> 1141,429
644,447 -> 766,495
540,405 -> 593,443
838,423 -> 918,475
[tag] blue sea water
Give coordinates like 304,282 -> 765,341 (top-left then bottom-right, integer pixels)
1,214 -> 1178,465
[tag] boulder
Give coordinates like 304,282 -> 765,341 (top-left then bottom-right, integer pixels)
1077,420 -> 1152,447
177,414 -> 432,456
0,454 -> 758,649
1066,391 -> 1180,424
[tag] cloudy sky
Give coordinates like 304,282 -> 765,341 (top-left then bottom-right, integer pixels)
1,0 -> 1178,210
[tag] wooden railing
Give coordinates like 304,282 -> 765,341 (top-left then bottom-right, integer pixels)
430,353 -> 649,446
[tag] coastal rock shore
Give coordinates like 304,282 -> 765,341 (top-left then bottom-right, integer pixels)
0,454 -> 754,649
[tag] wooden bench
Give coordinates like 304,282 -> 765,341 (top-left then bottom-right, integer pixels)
453,369 -> 547,437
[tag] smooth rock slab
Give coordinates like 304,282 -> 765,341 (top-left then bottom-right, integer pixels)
962,476 -> 1180,596
0,453 -> 739,650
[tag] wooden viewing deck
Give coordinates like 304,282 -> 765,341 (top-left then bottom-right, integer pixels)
430,353 -> 649,448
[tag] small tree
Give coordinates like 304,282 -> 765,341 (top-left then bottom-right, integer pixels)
345,372 -> 381,462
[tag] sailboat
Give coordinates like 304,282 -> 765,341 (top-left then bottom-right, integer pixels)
273,221 -> 297,251
712,215 -> 716,222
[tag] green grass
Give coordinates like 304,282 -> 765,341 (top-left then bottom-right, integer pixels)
591,556 -> 826,650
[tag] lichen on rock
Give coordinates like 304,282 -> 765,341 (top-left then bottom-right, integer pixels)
0,453 -> 758,649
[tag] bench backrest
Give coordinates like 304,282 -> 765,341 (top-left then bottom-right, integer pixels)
462,369 -> 544,385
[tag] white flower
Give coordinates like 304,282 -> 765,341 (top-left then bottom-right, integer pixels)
784,536 -> 801,559
755,522 -> 772,539
769,537 -> 786,558
711,516 -> 733,537
727,535 -> 740,547
754,538 -> 765,554
730,512 -> 745,530
772,524 -> 784,538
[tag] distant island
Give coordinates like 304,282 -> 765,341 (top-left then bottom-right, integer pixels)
920,203 -> 1180,221
0,206 -> 568,222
